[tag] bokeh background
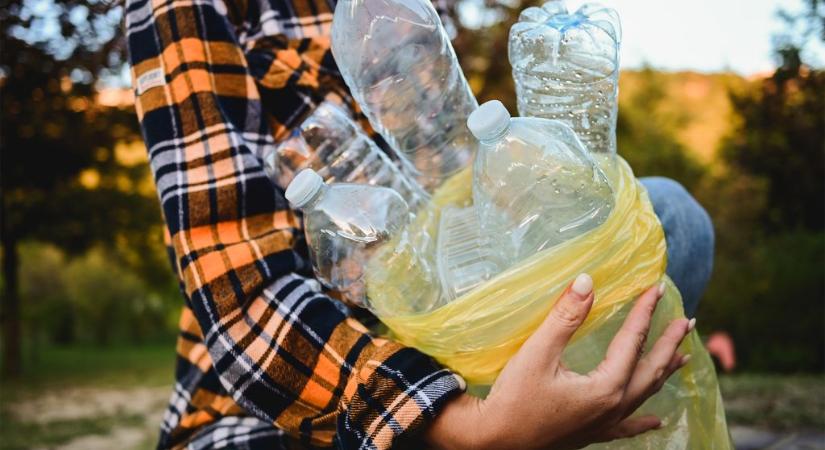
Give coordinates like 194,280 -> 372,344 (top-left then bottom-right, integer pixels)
1,0 -> 823,448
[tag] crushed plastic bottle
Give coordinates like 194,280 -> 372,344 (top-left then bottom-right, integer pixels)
468,100 -> 615,263
331,0 -> 478,191
264,101 -> 427,209
285,169 -> 439,311
436,206 -> 504,300
509,1 -> 621,160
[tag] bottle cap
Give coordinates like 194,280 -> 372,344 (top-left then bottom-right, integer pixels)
285,169 -> 324,208
467,100 -> 510,141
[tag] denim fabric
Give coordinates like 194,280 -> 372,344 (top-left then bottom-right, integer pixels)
640,177 -> 715,317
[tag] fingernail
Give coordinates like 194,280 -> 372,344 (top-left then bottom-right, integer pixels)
656,418 -> 667,429
657,281 -> 666,297
680,354 -> 692,366
687,318 -> 696,333
571,273 -> 593,297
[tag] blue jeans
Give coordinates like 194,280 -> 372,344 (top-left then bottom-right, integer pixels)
640,177 -> 714,317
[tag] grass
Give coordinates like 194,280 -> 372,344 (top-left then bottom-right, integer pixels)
719,373 -> 825,431
2,341 -> 175,396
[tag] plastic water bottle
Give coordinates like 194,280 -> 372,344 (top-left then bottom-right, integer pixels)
509,1 -> 621,160
436,206 -> 504,300
264,101 -> 427,209
331,0 -> 478,191
285,169 -> 438,311
467,100 -> 615,263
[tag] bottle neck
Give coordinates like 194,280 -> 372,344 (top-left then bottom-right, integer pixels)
479,121 -> 511,145
301,184 -> 327,210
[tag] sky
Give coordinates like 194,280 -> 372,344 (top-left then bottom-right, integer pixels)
570,0 -> 806,75
461,0 -> 824,75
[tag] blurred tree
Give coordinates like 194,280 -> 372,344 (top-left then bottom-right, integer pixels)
450,0 -> 528,108
720,4 -> 825,231
64,246 -> 170,345
0,0 -> 167,377
698,0 -> 825,371
615,68 -> 706,190
17,242 -> 71,362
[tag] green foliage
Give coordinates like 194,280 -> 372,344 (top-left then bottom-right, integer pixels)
18,243 -> 180,349
1,0 -> 133,251
698,5 -> 824,370
721,63 -> 825,231
0,33 -> 154,251
0,0 -> 177,375
18,243 -> 74,344
700,231 -> 825,372
5,343 -> 175,392
65,247 -> 173,345
615,68 -> 706,190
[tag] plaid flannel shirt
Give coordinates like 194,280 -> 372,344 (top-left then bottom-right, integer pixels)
125,0 -> 465,448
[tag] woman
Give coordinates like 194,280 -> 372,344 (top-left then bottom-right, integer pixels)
125,0 -> 715,448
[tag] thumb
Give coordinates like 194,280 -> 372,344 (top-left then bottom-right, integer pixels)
526,273 -> 595,367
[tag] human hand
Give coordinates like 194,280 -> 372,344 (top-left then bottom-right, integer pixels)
424,273 -> 694,450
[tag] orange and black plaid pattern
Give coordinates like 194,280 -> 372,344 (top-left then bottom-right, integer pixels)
125,0 -> 464,448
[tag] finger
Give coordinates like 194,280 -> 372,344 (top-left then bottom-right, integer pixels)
645,320 -> 694,389
658,352 -> 689,389
595,415 -> 662,442
623,317 -> 690,401
620,353 -> 690,418
644,318 -> 692,373
592,283 -> 665,387
661,352 -> 690,384
523,273 -> 595,367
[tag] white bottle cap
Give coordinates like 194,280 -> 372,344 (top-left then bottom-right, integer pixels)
285,169 -> 324,208
467,100 -> 510,141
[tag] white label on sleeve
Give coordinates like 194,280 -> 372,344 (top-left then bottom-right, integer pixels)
137,68 -> 165,94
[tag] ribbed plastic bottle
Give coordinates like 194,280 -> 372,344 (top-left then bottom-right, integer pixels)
331,0 -> 478,191
264,101 -> 427,210
436,206 -> 504,300
285,169 -> 439,311
467,100 -> 615,263
509,1 -> 621,161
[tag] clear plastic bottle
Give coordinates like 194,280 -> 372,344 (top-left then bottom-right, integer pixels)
285,169 -> 438,311
436,206 -> 504,300
509,1 -> 621,160
264,101 -> 427,210
331,0 -> 478,191
468,100 -> 615,263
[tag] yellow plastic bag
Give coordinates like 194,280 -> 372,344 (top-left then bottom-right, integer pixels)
367,158 -> 732,448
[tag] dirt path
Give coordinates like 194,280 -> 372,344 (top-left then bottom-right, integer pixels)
8,386 -> 169,450
46,427 -> 154,450
15,386 -> 169,425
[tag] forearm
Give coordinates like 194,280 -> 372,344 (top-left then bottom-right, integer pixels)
423,393 -> 487,450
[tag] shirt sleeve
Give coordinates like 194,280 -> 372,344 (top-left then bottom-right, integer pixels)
124,0 -> 464,448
